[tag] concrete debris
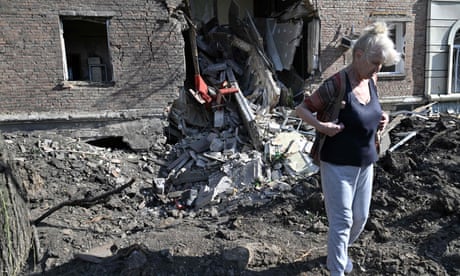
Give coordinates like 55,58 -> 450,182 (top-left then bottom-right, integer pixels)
227,153 -> 264,187
7,1 -> 335,219
163,0 -> 324,206
162,97 -> 319,209
188,134 -> 211,153
193,173 -> 235,209
170,0 -> 320,151
154,178 -> 166,194
166,151 -> 190,172
269,131 -> 318,176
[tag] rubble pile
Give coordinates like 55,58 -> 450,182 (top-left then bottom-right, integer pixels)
164,101 -> 319,210
162,1 -> 322,209
6,110 -> 460,275
2,2 -> 459,274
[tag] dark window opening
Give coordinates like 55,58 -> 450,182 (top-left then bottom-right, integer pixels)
380,64 -> 396,73
61,17 -> 113,82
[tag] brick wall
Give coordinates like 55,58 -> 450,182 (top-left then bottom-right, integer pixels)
317,0 -> 426,101
0,0 -> 185,116
0,0 -> 428,116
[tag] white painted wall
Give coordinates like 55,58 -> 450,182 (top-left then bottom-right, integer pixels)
426,0 -> 460,100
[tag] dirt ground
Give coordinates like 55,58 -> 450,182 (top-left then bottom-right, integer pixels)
5,111 -> 459,276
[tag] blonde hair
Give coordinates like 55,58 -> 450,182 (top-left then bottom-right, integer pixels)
353,22 -> 401,66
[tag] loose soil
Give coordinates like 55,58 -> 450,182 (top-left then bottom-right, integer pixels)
6,113 -> 460,276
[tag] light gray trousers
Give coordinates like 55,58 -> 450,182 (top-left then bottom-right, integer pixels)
320,161 -> 373,276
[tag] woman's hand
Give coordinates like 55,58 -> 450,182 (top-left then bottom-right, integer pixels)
379,112 -> 389,131
319,121 -> 345,137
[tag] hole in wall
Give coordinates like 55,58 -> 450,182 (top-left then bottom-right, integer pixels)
85,136 -> 132,151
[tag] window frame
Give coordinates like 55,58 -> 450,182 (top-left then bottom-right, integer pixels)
59,14 -> 115,85
446,20 -> 460,94
377,21 -> 406,78
453,45 -> 460,93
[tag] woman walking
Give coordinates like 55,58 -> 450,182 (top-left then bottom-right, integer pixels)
296,22 -> 400,275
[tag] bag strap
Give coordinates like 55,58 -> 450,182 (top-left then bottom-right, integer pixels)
310,70 -> 347,165
330,70 -> 347,121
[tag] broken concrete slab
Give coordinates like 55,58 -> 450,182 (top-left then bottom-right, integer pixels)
283,151 -> 317,177
227,154 -> 264,187
193,172 -> 236,210
167,151 -> 191,172
188,135 -> 211,153
267,131 -> 318,176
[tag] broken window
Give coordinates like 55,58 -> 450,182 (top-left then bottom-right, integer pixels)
377,21 -> 405,76
60,16 -> 113,83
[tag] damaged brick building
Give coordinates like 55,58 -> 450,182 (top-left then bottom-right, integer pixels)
0,0 -> 428,128
0,0 -> 186,123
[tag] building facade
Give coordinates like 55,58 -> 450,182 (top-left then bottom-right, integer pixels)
0,0 -> 185,120
426,0 -> 460,112
1,0 -> 453,123
316,0 -> 426,109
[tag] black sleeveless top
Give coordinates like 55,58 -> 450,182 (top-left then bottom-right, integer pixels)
320,74 -> 382,167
